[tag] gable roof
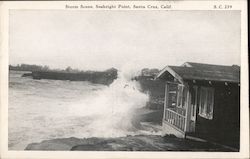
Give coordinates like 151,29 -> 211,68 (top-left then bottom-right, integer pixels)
157,62 -> 240,84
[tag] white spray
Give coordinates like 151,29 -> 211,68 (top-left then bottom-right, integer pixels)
69,63 -> 150,137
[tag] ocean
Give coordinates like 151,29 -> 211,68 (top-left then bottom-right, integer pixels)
8,70 -> 161,150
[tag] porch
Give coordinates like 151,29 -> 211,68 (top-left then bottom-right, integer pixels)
164,108 -> 186,132
162,82 -> 192,138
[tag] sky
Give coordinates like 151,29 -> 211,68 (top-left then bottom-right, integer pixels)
9,10 -> 241,71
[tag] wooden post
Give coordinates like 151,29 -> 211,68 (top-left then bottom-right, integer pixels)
184,84 -> 192,133
163,83 -> 169,121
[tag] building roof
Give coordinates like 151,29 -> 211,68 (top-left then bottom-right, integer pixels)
157,62 -> 240,83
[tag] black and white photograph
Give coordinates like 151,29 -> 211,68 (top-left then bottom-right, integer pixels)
0,1 -> 249,158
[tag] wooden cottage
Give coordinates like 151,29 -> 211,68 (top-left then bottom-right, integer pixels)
156,62 -> 240,149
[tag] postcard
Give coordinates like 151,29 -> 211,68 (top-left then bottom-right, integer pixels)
0,1 -> 248,159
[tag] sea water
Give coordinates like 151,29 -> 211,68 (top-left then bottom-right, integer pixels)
8,70 -> 160,150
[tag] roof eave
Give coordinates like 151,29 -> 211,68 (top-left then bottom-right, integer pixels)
156,66 -> 184,83
183,77 -> 240,84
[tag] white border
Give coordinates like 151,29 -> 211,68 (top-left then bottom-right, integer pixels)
0,1 -> 249,159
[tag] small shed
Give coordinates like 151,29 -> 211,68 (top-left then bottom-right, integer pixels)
156,62 -> 240,149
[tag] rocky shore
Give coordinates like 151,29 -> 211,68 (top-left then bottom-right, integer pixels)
25,135 -> 233,151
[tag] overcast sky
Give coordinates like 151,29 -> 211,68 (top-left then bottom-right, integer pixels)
10,10 -> 240,71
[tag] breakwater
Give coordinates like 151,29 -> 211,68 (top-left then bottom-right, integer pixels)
22,69 -> 117,85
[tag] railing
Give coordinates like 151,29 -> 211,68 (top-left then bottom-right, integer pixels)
165,108 -> 186,131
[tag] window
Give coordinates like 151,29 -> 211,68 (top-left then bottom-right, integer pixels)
199,87 -> 214,120
177,85 -> 183,107
176,84 -> 188,109
191,86 -> 198,120
166,83 -> 178,108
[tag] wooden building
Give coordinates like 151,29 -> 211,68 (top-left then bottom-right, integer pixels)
156,62 -> 240,149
